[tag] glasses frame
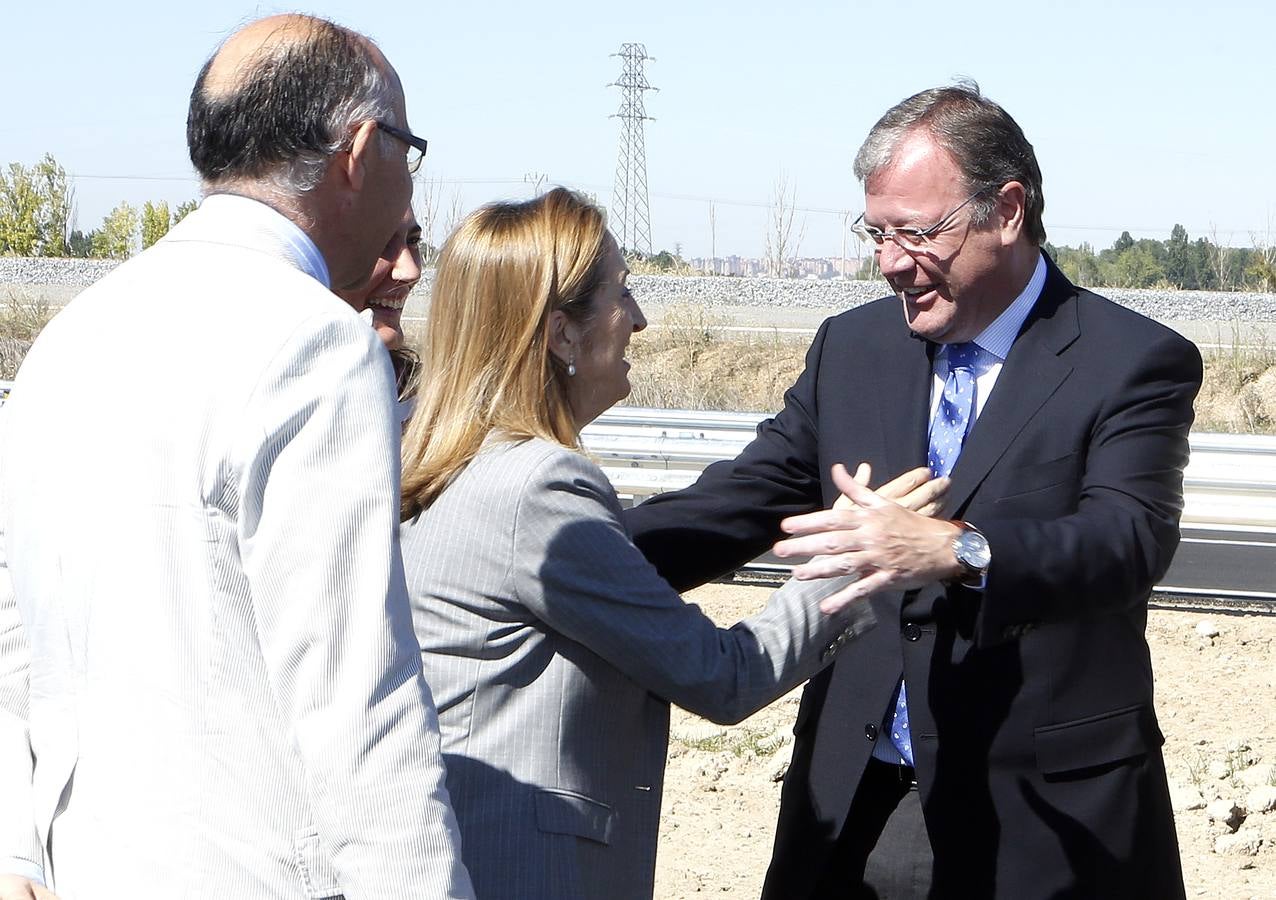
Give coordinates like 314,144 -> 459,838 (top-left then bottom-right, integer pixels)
375,121 -> 428,175
851,185 -> 999,251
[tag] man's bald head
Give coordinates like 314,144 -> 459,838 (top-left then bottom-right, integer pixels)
187,14 -> 401,193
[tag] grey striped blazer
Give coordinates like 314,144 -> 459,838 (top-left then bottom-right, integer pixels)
0,198 -> 473,899
401,437 -> 872,900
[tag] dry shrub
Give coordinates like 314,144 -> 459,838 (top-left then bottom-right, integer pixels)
0,292 -> 54,381
625,305 -> 806,413
624,255 -> 705,277
405,303 -> 1274,434
626,313 -> 1274,435
1194,325 -> 1276,434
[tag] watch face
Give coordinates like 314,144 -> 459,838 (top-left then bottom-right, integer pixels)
957,530 -> 991,569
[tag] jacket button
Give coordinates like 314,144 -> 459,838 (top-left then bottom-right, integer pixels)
864,723 -> 878,741
902,622 -> 922,641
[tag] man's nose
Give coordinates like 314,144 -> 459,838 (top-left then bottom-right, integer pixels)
396,247 -> 422,283
876,240 -> 915,277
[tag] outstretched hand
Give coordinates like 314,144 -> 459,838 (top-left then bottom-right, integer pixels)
776,463 -> 963,614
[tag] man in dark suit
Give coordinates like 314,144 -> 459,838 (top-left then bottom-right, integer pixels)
626,84 -> 1201,898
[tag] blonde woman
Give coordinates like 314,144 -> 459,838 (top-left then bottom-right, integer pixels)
399,188 -> 942,900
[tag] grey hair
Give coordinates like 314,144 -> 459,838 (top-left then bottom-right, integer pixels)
852,80 -> 1046,245
188,16 -> 401,199
266,64 -> 398,195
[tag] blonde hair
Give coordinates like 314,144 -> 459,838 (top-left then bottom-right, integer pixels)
401,187 -> 609,519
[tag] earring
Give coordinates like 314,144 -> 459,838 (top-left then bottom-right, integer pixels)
567,359 -> 577,377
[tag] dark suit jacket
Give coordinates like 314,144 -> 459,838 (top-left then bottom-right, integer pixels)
626,259 -> 1202,899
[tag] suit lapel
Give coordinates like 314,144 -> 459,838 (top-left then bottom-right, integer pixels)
944,260 -> 1081,514
873,327 -> 934,475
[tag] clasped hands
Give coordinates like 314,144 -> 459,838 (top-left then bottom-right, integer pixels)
774,462 -> 965,614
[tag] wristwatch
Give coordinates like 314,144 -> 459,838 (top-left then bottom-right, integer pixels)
951,522 -> 991,588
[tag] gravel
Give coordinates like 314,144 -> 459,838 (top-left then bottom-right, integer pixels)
4,256 -> 1276,322
0,257 -> 119,286
622,273 -> 1276,323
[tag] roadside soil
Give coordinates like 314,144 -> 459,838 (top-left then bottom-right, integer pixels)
655,584 -> 1276,899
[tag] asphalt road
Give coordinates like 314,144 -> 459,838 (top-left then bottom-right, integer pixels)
730,525 -> 1275,608
1159,526 -> 1276,601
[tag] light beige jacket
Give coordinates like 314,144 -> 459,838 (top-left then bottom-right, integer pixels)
0,197 -> 473,899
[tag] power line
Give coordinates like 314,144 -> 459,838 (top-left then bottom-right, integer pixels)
61,172 -> 1266,239
70,173 -> 199,182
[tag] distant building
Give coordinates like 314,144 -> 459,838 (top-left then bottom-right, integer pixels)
691,254 -> 866,279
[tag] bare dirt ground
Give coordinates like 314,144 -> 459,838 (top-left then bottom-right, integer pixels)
655,584 -> 1276,899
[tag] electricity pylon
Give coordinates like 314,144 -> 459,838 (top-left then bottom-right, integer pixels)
609,43 -> 657,256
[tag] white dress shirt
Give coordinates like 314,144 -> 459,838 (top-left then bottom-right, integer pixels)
928,253 -> 1047,421
870,252 -> 1047,767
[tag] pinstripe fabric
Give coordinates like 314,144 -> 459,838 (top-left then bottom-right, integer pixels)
401,436 -> 874,900
0,200 -> 474,899
0,414 -> 42,884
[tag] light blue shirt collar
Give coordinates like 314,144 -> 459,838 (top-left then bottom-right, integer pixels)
198,193 -> 331,288
961,251 -> 1047,362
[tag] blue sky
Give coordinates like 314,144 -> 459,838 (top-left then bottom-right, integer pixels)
3,0 -> 1274,259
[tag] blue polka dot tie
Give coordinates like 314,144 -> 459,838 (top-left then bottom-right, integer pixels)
890,341 -> 980,767
928,342 -> 980,480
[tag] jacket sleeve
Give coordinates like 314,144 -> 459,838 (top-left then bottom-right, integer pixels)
625,319 -> 832,590
972,328 -> 1203,644
236,316 -> 474,899
0,411 -> 44,885
510,448 -> 871,725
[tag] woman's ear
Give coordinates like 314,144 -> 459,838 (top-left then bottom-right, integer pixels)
546,309 -> 580,367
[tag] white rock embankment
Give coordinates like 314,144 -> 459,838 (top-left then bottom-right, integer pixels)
5,257 -> 1276,323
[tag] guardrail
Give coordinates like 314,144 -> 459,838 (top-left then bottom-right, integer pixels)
2,381 -> 1271,530
581,406 -> 1276,531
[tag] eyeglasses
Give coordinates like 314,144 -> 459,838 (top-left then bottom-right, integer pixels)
851,185 -> 998,251
375,121 -> 428,175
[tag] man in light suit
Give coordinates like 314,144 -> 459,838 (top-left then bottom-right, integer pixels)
0,15 -> 474,899
627,84 -> 1201,898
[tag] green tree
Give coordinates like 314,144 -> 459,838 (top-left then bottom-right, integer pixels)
0,154 -> 73,256
173,199 -> 198,224
1047,241 -> 1100,287
650,250 -> 676,270
1105,241 -> 1165,288
1189,238 -> 1216,289
0,165 -> 41,255
91,202 -> 139,259
1248,248 -> 1276,291
1042,230 -> 1256,292
141,200 -> 172,249
1164,224 -> 1195,288
67,229 -> 95,258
